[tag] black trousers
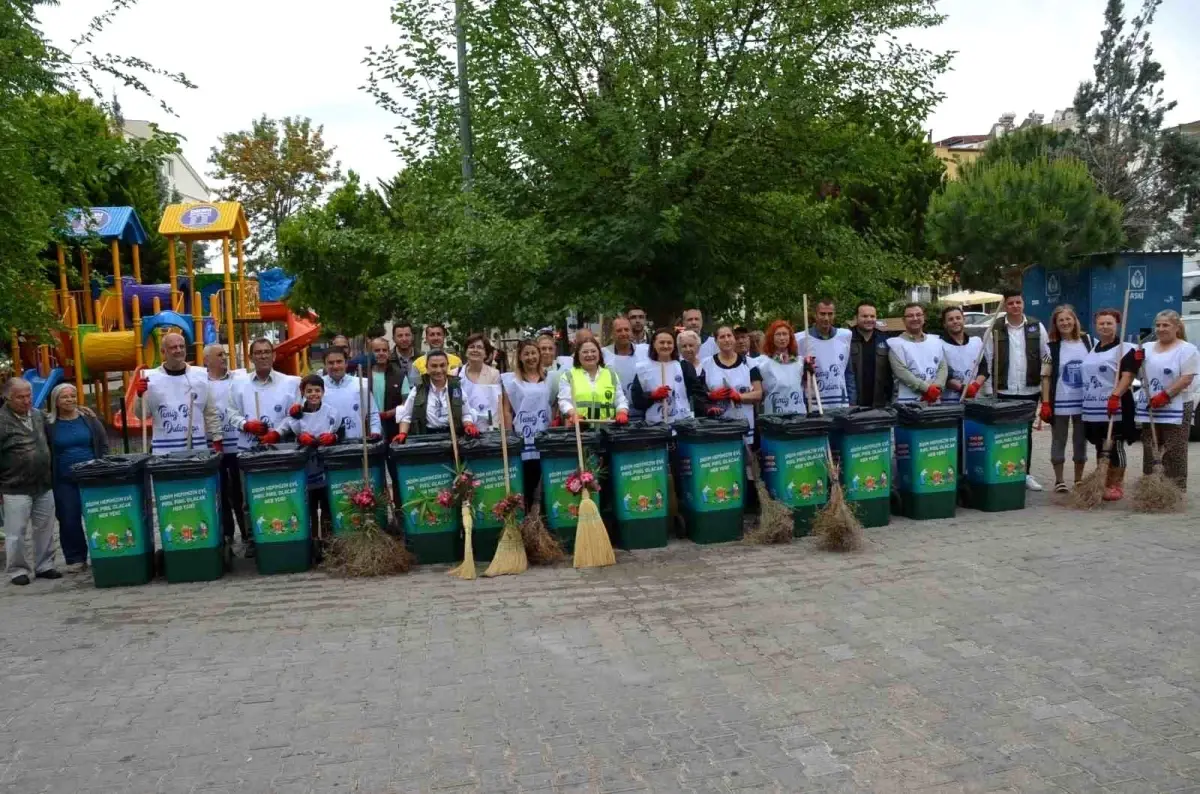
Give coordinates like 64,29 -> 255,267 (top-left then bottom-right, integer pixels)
219,453 -> 248,541
521,458 -> 541,511
998,393 -> 1039,473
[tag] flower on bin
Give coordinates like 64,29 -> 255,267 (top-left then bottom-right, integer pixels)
566,467 -> 601,496
491,493 -> 523,519
436,489 -> 454,508
338,479 -> 389,535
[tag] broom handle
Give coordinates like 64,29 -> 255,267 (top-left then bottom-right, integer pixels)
360,374 -> 369,483
499,386 -> 511,494
186,390 -> 194,450
810,371 -> 839,475
141,370 -> 148,451
572,408 -> 586,471
447,390 -> 461,468
661,360 -> 667,422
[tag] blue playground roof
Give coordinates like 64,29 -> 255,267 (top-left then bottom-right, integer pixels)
63,207 -> 149,245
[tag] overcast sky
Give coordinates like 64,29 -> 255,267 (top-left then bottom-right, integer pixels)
37,0 -> 1200,192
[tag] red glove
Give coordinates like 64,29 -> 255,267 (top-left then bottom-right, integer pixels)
288,403 -> 303,419
1149,391 -> 1171,410
1134,348 -> 1145,363
706,406 -> 722,417
728,390 -> 743,404
380,409 -> 395,421
463,422 -> 480,438
134,375 -> 149,396
649,385 -> 671,401
368,433 -> 381,442
707,387 -> 730,402
211,439 -> 224,454
1038,402 -> 1052,422
550,416 -> 562,428
317,433 -> 337,446
964,382 -> 981,399
392,432 -> 408,445
1106,395 -> 1121,416
922,385 -> 942,403
298,432 -> 316,447
261,430 -> 281,445
243,419 -> 267,436
614,410 -> 629,425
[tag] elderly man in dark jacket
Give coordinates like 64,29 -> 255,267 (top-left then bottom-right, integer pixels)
0,379 -> 60,585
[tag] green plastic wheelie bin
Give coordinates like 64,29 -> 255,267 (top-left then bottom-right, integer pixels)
758,414 -> 834,536
893,402 -> 964,520
74,454 -> 153,588
674,417 -> 749,544
834,407 -> 896,528
603,423 -> 671,549
460,432 -> 525,561
389,436 -> 461,564
322,441 -> 389,535
146,451 -> 226,582
239,445 -> 312,574
533,427 -> 606,553
963,398 -> 1037,511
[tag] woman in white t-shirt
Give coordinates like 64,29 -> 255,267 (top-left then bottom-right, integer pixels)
1135,310 -> 1198,490
1039,305 -> 1092,493
502,339 -> 552,508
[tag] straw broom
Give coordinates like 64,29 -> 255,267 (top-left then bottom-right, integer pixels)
1130,364 -> 1185,513
1070,290 -> 1130,510
743,453 -> 792,545
807,371 -> 863,552
447,408 -> 477,579
572,413 -> 615,569
522,487 -> 566,565
485,388 -> 528,576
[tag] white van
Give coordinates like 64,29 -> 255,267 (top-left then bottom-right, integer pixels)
1184,269 -> 1200,316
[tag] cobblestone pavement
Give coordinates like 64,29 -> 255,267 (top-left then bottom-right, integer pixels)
1,436 -> 1198,793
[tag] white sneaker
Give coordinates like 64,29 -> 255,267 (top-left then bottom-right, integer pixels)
1025,475 -> 1044,492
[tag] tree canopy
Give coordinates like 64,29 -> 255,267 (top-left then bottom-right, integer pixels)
281,0 -> 953,330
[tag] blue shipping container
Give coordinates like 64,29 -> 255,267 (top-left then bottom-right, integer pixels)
1023,252 -> 1184,340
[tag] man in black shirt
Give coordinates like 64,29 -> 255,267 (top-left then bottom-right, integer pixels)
847,301 -> 894,407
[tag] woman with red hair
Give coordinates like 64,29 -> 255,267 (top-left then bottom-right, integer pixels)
759,320 -> 808,415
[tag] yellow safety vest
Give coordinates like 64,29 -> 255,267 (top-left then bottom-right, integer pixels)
570,367 -> 617,420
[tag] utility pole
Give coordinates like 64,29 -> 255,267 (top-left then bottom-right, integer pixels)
454,0 -> 475,192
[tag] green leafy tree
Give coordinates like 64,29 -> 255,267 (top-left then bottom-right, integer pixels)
1071,0 -> 1196,247
208,116 -> 343,267
0,0 -> 192,338
349,0 -> 951,329
926,156 -> 1125,288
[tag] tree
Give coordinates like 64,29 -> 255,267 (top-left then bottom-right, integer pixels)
0,0 -> 192,339
208,116 -> 342,266
926,156 -> 1124,288
349,0 -> 951,329
1071,0 -> 1195,248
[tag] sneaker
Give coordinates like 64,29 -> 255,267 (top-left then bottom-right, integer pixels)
37,569 -> 63,580
65,562 -> 87,574
1025,475 -> 1044,492
1054,481 -> 1068,493
11,575 -> 30,586
1103,486 -> 1124,502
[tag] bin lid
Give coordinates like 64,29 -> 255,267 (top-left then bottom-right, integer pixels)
459,431 -> 524,459
389,436 -> 456,463
238,445 -> 311,473
758,413 -> 834,439
602,422 -> 672,450
833,407 -> 897,434
534,426 -> 603,455
145,450 -> 222,478
963,397 -> 1037,424
321,440 -> 388,467
71,453 -> 150,485
673,416 -> 750,441
893,402 -> 965,428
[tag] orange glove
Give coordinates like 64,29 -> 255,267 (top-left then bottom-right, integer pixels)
463,422 -> 480,438
134,375 -> 149,396
243,419 -> 267,436
288,403 -> 303,419
728,390 -> 743,404
614,410 -> 629,425
1106,395 -> 1121,416
392,432 -> 408,444
261,430 -> 281,445
649,385 -> 671,401
550,416 -> 562,428
707,387 -> 730,402
1038,402 -> 1052,422
297,432 -> 316,447
964,382 -> 981,399
1149,391 -> 1170,410
317,432 -> 337,446
211,440 -> 224,454
922,385 -> 942,403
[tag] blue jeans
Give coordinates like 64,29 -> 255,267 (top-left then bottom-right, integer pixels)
53,480 -> 88,565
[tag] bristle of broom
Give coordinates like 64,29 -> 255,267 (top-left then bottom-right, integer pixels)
1131,466 -> 1185,513
572,493 -> 615,568
448,504 -> 477,579
1068,458 -> 1109,510
484,513 -> 528,576
323,524 -> 415,577
522,503 -> 566,565
744,479 -> 793,545
813,482 -> 864,552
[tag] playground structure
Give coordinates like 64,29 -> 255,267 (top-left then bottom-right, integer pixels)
12,204 -> 320,431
